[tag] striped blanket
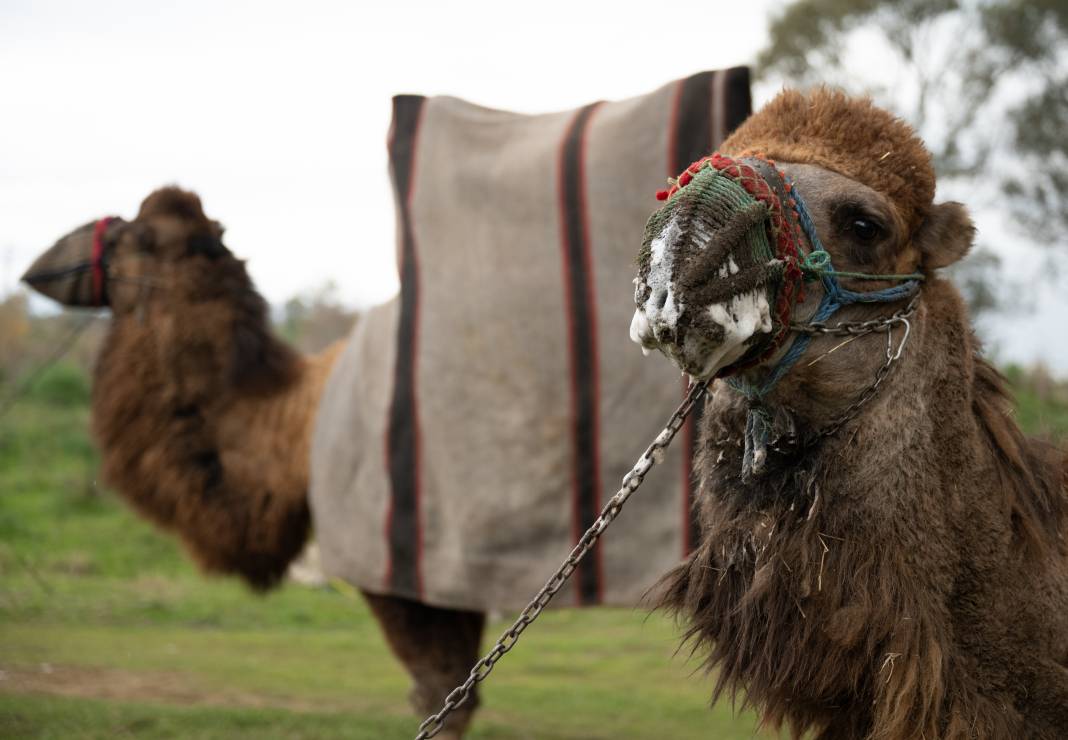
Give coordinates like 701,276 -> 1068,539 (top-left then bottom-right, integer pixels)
310,69 -> 751,611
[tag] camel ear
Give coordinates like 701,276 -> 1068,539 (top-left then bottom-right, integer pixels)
914,201 -> 975,270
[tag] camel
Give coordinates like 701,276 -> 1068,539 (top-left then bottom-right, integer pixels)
21,187 -> 484,738
631,89 -> 1068,738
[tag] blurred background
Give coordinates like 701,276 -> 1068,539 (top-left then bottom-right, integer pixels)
2,1 -> 1066,738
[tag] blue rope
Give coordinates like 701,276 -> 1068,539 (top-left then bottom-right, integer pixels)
732,182 -> 919,399
731,178 -> 920,475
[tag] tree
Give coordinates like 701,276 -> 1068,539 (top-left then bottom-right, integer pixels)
277,281 -> 357,354
757,0 -> 1068,259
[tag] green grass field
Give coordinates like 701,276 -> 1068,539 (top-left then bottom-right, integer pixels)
2,363 -> 1065,739
0,365 -> 765,739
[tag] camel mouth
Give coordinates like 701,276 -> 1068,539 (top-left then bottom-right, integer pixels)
22,218 -> 122,308
630,292 -> 773,380
631,185 -> 775,380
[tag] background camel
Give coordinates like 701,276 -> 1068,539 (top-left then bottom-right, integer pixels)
21,71 -> 752,736
633,89 -> 1068,738
21,187 -> 485,738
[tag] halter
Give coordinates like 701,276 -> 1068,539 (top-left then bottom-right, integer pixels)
90,217 -> 116,307
654,154 -> 923,477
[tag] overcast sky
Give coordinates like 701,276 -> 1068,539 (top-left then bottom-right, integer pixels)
2,0 -> 1065,370
1,0 -> 775,307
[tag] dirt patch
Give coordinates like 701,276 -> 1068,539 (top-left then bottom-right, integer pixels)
0,663 -> 352,714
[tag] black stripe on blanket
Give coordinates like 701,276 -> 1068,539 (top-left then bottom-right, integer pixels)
558,102 -> 604,606
385,94 -> 427,598
722,66 -> 753,138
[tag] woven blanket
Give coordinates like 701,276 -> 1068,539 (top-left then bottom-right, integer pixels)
310,69 -> 751,611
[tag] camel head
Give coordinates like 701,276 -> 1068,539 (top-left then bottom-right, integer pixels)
22,187 -> 229,314
631,89 -> 976,381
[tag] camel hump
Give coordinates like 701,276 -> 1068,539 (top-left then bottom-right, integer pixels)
137,186 -> 211,225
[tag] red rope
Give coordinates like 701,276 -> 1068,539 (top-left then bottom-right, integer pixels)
90,217 -> 115,306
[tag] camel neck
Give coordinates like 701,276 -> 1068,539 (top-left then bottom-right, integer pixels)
86,261 -> 344,589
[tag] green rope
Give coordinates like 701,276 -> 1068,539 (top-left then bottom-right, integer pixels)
800,249 -> 923,283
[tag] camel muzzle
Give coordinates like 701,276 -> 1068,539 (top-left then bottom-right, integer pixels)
22,217 -> 121,308
631,154 -> 924,382
631,156 -> 789,380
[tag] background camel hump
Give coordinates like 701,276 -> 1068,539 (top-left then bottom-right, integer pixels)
137,185 -> 211,225
137,185 -> 232,262
722,86 -> 936,233
132,186 -> 300,395
221,259 -> 302,396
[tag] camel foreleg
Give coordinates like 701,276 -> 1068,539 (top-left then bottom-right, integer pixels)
362,591 -> 485,739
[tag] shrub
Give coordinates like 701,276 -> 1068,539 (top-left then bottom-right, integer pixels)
26,363 -> 91,407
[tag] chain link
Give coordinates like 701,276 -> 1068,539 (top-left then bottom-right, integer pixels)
413,380 -> 709,740
817,324 -> 911,443
774,295 -> 919,448
789,294 -> 919,337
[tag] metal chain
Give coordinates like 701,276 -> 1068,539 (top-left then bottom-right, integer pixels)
768,295 -> 920,452
413,379 -> 709,740
814,308 -> 913,441
789,294 -> 919,337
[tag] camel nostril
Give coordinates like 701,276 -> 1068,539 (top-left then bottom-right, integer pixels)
654,289 -> 668,309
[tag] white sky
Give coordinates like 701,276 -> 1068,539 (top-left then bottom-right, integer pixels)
0,0 -> 775,308
2,0 -> 1065,370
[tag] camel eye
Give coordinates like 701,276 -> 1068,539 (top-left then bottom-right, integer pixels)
850,217 -> 881,243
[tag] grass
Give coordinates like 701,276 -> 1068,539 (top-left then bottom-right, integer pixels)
0,368 -> 764,739
1002,364 -> 1068,440
1,362 -> 1065,739
0,695 -> 413,740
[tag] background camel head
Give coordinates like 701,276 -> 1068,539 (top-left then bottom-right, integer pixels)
631,88 -> 976,380
22,187 -> 229,314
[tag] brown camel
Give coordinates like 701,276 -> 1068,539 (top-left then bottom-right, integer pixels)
631,89 -> 1068,738
22,187 -> 484,738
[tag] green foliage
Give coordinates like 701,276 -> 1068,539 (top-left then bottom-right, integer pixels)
1001,364 -> 1068,439
1005,80 -> 1068,243
22,363 -> 92,407
757,0 -> 939,79
0,694 -> 413,740
277,281 -> 356,354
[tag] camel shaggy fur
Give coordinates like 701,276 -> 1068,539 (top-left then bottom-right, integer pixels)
637,90 -> 1068,739
75,188 -> 339,588
24,188 -> 485,738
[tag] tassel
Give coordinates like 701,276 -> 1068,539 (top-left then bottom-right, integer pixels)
742,403 -> 772,480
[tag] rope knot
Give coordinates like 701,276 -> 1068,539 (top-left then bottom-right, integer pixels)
801,249 -> 832,277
